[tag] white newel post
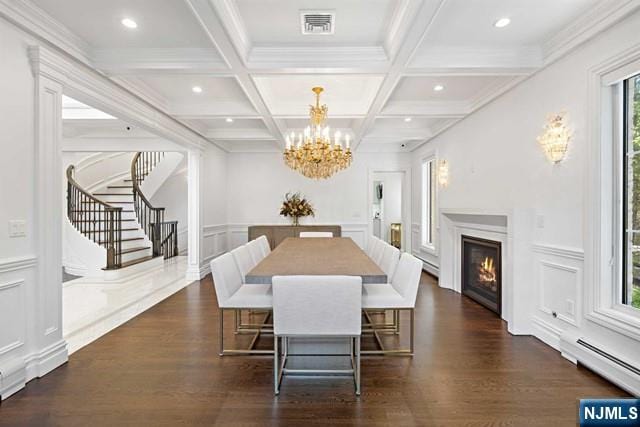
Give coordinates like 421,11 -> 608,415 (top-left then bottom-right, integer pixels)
27,46 -> 69,380
186,149 -> 204,280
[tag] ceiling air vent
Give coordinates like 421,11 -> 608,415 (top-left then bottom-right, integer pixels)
300,11 -> 335,35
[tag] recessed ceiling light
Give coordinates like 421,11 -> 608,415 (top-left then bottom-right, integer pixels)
225,118 -> 234,123
433,84 -> 445,92
121,18 -> 138,29
192,86 -> 203,94
494,17 -> 511,28
404,117 -> 412,122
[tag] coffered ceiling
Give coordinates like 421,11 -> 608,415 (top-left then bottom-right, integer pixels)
26,0 -> 633,152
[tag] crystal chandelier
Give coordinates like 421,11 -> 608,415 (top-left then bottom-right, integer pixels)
283,87 -> 352,179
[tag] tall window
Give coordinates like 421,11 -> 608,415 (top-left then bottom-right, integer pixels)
421,157 -> 436,248
623,73 -> 640,310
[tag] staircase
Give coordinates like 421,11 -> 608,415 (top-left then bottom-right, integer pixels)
66,151 -> 178,273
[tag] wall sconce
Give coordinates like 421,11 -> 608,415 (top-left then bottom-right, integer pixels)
537,112 -> 572,164
438,159 -> 449,187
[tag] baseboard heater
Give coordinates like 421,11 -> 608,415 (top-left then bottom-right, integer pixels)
577,339 -> 640,376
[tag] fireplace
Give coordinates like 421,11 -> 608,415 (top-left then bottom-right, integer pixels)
461,235 -> 502,315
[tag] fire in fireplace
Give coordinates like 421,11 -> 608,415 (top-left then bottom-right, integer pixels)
461,235 -> 502,315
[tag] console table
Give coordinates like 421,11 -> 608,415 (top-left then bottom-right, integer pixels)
248,225 -> 341,249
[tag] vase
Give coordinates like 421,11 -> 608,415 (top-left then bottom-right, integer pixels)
292,216 -> 300,226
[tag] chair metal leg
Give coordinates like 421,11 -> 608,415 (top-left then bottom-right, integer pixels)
410,308 -> 415,355
274,336 -> 279,395
355,336 -> 361,396
219,308 -> 224,356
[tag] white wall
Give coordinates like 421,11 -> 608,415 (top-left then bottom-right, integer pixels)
0,18 -> 64,399
411,10 -> 640,392
200,144 -> 228,269
150,162 -> 188,254
226,151 -> 411,249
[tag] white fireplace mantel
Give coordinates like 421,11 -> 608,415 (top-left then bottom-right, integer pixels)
438,208 -> 535,336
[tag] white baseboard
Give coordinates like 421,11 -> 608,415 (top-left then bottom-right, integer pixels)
560,332 -> 640,396
24,339 -> 68,381
0,357 -> 26,400
532,316 -> 562,351
1,339 -> 69,400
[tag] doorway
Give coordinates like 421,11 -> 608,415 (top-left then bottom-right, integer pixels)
369,170 -> 409,251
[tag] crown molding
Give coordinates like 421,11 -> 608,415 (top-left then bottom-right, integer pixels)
384,0 -> 420,60
543,0 -> 640,65
110,76 -> 169,111
93,48 -> 228,74
409,45 -> 543,72
247,46 -> 390,70
381,100 -> 470,117
0,0 -> 92,64
29,45 -> 212,152
209,0 -> 251,62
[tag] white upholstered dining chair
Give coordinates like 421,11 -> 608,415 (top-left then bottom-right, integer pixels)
272,275 -> 362,395
379,244 -> 400,279
210,253 -> 273,356
231,245 -> 256,278
256,235 -> 271,257
371,238 -> 385,265
247,239 -> 265,265
366,236 -> 379,257
299,231 -> 333,238
362,252 -> 422,356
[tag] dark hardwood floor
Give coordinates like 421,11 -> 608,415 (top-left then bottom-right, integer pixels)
0,273 -> 627,426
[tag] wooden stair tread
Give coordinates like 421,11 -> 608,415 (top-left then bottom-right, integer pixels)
119,256 -> 157,268
106,185 -> 133,188
98,237 -> 144,244
93,193 -> 133,196
120,246 -> 151,255
74,221 -> 137,222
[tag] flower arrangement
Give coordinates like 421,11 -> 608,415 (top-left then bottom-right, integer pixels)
280,192 -> 315,226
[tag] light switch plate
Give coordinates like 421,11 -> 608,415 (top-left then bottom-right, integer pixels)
9,220 -> 26,238
566,299 -> 575,316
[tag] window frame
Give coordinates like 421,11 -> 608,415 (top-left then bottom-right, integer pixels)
420,155 -> 437,252
622,73 -> 640,311
587,50 -> 640,341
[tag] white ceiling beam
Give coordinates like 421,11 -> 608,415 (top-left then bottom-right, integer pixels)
93,48 -> 229,75
352,0 -> 447,151
380,100 -> 469,118
246,46 -> 390,71
184,0 -> 287,146
167,101 -> 259,117
205,128 -> 273,140
408,46 -> 542,72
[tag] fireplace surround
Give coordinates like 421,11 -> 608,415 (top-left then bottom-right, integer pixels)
461,235 -> 502,315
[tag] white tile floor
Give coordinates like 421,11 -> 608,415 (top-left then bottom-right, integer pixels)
63,256 -> 190,354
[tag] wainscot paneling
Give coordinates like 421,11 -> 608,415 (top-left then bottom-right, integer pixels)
532,244 -> 584,351
0,256 -> 36,400
203,225 -> 228,264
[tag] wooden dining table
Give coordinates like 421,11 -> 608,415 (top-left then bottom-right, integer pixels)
245,237 -> 387,284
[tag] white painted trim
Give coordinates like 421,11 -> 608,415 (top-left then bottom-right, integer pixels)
0,0 -> 91,64
560,332 -> 640,396
542,0 -> 640,64
23,339 -> 68,380
532,316 -> 563,351
532,243 -> 585,261
0,256 -> 37,273
28,46 -> 210,152
585,40 -> 640,342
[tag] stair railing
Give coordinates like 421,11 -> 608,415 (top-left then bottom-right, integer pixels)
66,165 -> 122,269
150,220 -> 179,259
131,152 -> 178,260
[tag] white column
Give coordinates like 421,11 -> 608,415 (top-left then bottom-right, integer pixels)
186,149 -> 204,280
27,47 -> 68,380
